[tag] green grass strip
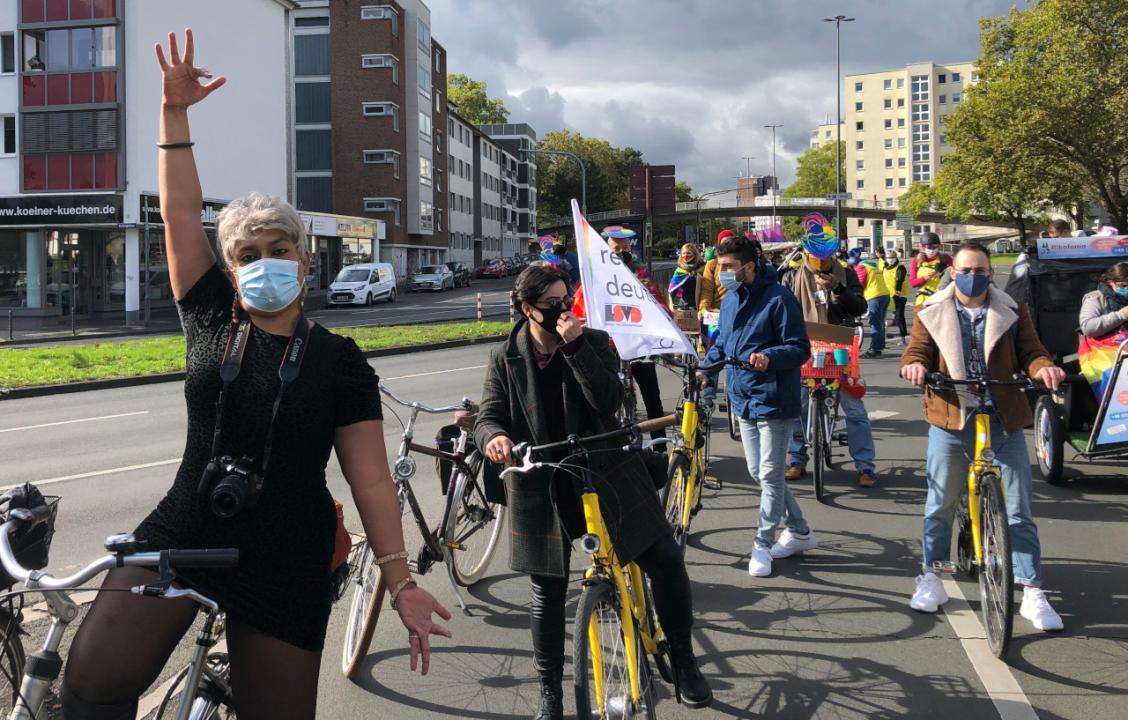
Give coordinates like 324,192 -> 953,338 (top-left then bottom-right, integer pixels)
0,321 -> 511,390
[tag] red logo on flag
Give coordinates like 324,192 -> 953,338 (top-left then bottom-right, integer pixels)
604,304 -> 643,324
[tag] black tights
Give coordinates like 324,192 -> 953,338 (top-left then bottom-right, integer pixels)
630,360 -> 667,439
63,567 -> 321,720
892,296 -> 908,339
529,534 -> 692,674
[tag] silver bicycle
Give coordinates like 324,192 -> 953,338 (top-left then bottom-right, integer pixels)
0,491 -> 238,720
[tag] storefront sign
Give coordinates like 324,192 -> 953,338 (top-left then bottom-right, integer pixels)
0,194 -> 123,225
300,213 -> 338,237
140,194 -> 227,227
336,217 -> 377,239
1036,234 -> 1128,260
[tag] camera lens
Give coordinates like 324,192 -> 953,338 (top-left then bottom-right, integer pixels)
211,478 -> 247,519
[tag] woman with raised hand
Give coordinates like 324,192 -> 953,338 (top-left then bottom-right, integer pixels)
60,30 -> 450,720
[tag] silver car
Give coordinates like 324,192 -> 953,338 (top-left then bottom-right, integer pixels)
410,264 -> 454,292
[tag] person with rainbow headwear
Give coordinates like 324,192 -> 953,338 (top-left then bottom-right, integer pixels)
571,225 -> 669,439
779,214 -> 879,488
538,235 -> 581,284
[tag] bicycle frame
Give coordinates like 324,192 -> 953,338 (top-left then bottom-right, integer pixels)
967,411 -> 1000,566
804,380 -> 840,449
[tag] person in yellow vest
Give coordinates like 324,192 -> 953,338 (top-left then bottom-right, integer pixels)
910,232 -> 952,308
883,250 -> 910,345
848,248 -> 890,358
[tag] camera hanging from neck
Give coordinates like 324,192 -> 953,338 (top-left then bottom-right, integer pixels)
210,312 -> 311,480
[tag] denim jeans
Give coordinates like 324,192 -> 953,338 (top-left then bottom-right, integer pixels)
788,389 -> 876,474
739,417 -> 810,548
922,418 -> 1043,587
867,295 -> 890,353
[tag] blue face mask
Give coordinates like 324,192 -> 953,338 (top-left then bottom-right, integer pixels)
718,271 -> 741,291
237,258 -> 303,313
1115,286 -> 1128,299
954,272 -> 991,299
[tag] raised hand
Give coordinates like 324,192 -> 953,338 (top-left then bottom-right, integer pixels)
155,29 -> 226,109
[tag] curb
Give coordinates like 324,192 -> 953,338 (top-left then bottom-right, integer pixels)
0,334 -> 508,401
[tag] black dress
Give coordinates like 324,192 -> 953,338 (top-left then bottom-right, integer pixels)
135,265 -> 382,651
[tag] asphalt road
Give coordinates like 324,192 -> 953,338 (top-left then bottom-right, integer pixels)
0,341 -> 1125,720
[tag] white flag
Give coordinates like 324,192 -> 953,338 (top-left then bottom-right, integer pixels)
571,199 -> 696,360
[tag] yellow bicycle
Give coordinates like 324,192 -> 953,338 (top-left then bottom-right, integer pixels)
926,372 -> 1046,658
504,416 -> 677,719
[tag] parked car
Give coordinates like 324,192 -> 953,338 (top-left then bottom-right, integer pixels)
510,254 -> 529,271
446,261 -> 472,288
476,259 -> 508,279
328,262 -> 397,306
410,264 -> 454,292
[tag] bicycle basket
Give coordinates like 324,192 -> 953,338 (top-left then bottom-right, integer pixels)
0,492 -> 60,589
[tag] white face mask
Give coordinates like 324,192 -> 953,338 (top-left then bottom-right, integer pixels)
923,248 -> 939,259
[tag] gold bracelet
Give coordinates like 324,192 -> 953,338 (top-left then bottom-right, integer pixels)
375,550 -> 409,565
388,576 -> 416,610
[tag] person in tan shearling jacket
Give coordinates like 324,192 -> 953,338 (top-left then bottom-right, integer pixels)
899,244 -> 1067,631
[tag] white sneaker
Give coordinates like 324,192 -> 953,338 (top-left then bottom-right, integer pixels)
769,529 -> 817,559
748,546 -> 773,577
1020,587 -> 1064,632
910,573 -> 949,613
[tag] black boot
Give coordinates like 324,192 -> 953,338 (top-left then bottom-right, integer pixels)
533,667 -> 564,720
668,635 -> 713,709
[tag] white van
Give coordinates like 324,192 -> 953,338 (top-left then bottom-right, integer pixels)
327,263 -> 397,306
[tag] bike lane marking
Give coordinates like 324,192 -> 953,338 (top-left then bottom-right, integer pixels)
385,364 -> 487,381
0,411 -> 149,434
942,578 -> 1041,720
2,458 -> 183,491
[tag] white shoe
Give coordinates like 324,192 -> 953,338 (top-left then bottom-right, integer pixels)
910,573 -> 949,613
769,529 -> 817,559
1020,587 -> 1064,632
748,546 -> 773,577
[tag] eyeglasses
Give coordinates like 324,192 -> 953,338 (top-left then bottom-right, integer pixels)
953,268 -> 991,277
535,296 -> 573,310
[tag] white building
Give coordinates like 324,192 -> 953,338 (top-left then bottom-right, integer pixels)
0,0 -> 295,327
474,133 -> 502,262
447,110 -> 476,266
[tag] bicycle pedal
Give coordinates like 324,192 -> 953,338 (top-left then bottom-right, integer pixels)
703,477 -> 721,490
931,560 -> 959,575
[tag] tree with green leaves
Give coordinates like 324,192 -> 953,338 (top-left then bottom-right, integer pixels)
961,0 -> 1128,230
536,130 -> 646,224
447,73 -> 510,125
780,141 -> 844,240
897,182 -> 936,219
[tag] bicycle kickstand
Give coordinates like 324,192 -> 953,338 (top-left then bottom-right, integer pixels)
443,564 -> 472,616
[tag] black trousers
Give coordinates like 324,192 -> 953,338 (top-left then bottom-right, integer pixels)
630,360 -> 667,439
528,534 -> 692,674
892,296 -> 908,339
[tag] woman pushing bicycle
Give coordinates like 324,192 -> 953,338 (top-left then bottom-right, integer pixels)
900,243 -> 1066,630
61,30 -> 450,720
475,265 -> 713,719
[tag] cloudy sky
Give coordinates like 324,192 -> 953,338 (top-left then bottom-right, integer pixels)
427,0 -> 1019,195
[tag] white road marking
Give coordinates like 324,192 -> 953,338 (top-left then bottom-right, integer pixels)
136,638 -> 229,718
867,410 -> 901,421
0,411 -> 149,434
7,458 -> 183,491
385,365 -> 488,381
941,578 -> 1041,720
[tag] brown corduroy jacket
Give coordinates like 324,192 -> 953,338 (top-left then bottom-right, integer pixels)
899,283 -> 1055,432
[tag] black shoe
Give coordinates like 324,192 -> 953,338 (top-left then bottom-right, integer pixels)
668,636 -> 713,709
861,350 -> 883,359
533,669 -> 564,720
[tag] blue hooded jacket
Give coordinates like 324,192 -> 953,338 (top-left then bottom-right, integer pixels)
702,264 -> 810,420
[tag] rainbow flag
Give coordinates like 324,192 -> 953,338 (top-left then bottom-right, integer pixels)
1079,331 -> 1128,402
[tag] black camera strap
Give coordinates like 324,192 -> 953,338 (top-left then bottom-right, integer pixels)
210,313 -> 312,476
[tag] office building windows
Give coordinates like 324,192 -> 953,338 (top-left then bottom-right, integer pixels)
883,78 -> 892,90
854,81 -> 863,92
951,71 -> 961,82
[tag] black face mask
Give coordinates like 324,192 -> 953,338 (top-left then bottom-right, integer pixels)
532,306 -> 566,333
618,251 -> 634,265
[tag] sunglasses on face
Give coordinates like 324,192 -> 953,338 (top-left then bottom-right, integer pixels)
535,296 -> 573,310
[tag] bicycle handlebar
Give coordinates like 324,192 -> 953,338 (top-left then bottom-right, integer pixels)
379,384 -> 476,415
499,419 -> 673,480
699,357 -> 754,374
925,372 -> 1046,392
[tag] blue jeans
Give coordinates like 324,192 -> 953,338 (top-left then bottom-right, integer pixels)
922,418 -> 1043,587
739,417 -> 810,548
867,296 -> 890,353
788,389 -> 876,474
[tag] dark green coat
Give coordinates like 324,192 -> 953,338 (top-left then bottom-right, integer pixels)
474,322 -> 672,578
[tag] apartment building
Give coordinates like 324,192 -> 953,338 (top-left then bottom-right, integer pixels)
842,60 -> 978,240
809,121 -> 841,149
293,0 -> 445,279
1,0 -> 295,328
474,132 -> 502,260
478,122 -> 538,253
447,110 -> 475,265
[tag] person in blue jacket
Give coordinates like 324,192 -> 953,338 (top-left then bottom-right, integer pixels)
698,233 -> 816,578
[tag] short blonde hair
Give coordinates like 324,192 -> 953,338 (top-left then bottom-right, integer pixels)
216,193 -> 307,262
680,243 -> 701,261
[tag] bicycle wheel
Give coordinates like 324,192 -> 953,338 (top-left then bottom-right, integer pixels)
955,496 -> 976,578
574,580 -> 657,720
978,472 -> 1014,658
0,609 -> 26,714
445,457 -> 507,587
812,404 -> 827,504
661,453 -> 691,552
823,400 -> 836,471
341,540 -> 388,678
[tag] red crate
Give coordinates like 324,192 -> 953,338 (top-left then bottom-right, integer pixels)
801,333 -> 861,380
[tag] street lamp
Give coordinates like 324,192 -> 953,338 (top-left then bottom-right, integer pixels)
741,156 -> 755,180
764,124 -> 783,229
692,188 -> 737,246
823,14 -> 854,247
526,148 -> 587,214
